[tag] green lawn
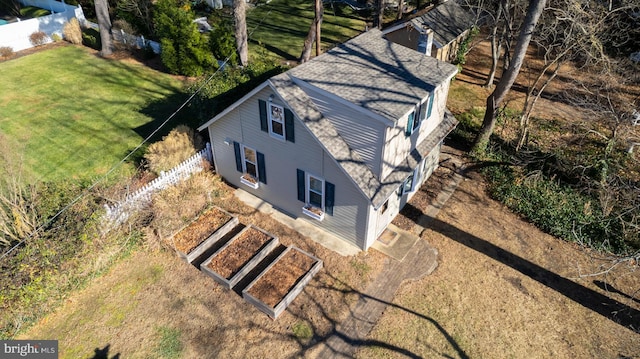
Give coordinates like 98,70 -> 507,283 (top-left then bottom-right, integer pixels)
246,0 -> 369,61
0,45 -> 186,182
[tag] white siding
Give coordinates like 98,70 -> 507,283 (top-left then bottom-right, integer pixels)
381,82 -> 449,179
206,87 -> 370,249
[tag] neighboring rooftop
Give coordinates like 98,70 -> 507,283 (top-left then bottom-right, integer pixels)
288,28 -> 458,123
410,0 -> 476,47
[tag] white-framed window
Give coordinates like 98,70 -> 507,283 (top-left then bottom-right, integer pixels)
406,93 -> 434,136
268,103 -> 285,140
242,145 -> 258,180
402,172 -> 415,195
307,173 -> 325,210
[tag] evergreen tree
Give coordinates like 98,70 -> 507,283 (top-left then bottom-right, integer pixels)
154,0 -> 214,76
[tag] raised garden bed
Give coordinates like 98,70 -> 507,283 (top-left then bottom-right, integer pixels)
200,225 -> 279,289
171,206 -> 239,263
242,246 -> 322,319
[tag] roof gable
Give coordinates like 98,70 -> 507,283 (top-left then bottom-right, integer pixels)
411,0 -> 476,47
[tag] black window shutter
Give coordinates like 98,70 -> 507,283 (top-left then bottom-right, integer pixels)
233,141 -> 242,172
259,99 -> 268,132
297,169 -> 306,202
284,109 -> 295,143
325,181 -> 335,215
257,152 -> 267,184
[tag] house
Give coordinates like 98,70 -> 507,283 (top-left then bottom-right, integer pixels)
383,0 -> 476,62
197,28 -> 458,251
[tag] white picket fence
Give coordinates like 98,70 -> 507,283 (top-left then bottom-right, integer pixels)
103,143 -> 213,227
84,20 -> 161,54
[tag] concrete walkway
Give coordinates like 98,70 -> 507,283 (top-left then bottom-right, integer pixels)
314,149 -> 466,358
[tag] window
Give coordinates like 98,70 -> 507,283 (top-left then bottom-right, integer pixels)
402,172 -> 415,194
259,99 -> 295,143
242,146 -> 257,179
269,103 -> 285,140
406,111 -> 418,136
406,93 -> 434,136
307,174 -> 324,209
233,141 -> 266,187
297,169 -> 335,220
381,199 -> 389,214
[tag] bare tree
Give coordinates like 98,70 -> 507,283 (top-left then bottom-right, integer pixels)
0,0 -> 21,17
484,0 -> 507,87
396,0 -> 404,20
234,0 -> 248,66
515,0 -> 639,150
472,0 -> 547,154
94,0 -> 113,57
374,0 -> 384,29
0,142 -> 38,248
300,0 -> 324,63
116,0 -> 154,36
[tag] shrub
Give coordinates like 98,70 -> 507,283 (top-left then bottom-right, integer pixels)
148,169 -> 220,241
154,0 -> 214,76
209,20 -> 237,66
51,33 -> 62,42
482,163 -> 631,253
29,31 -> 48,46
188,51 -> 286,120
0,46 -> 14,58
144,125 -> 203,175
62,18 -> 82,45
81,27 -> 101,50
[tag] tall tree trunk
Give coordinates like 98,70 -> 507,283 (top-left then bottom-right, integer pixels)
95,0 -> 113,57
485,0 -> 506,88
315,0 -> 323,56
396,0 -> 404,20
300,0 -> 323,62
472,0 -> 547,154
300,24 -> 316,63
374,0 -> 384,29
234,0 -> 248,66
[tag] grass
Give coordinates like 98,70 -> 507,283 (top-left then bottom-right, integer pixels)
0,45 -> 186,182
155,326 -> 183,359
246,0 -> 368,62
292,321 -> 313,341
20,6 -> 50,18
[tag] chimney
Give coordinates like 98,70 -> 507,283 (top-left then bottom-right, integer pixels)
417,27 -> 434,56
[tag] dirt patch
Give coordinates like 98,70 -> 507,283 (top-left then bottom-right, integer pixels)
206,226 -> 272,279
171,207 -> 232,254
247,249 -> 317,308
358,163 -> 640,358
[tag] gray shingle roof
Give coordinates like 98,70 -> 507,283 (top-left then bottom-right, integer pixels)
411,0 -> 476,47
270,73 -> 459,208
288,28 -> 457,123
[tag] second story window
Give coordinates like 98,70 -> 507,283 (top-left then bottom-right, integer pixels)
406,92 -> 434,137
269,103 -> 285,140
259,99 -> 295,143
